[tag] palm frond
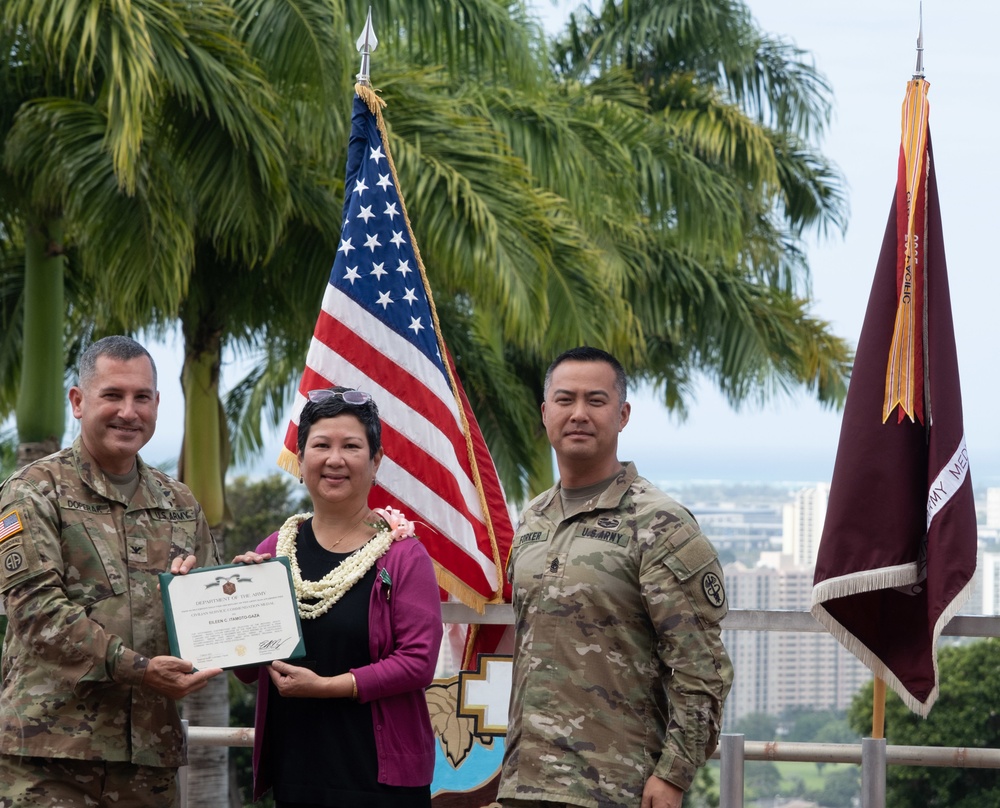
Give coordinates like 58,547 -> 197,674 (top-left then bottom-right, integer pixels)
353,0 -> 542,87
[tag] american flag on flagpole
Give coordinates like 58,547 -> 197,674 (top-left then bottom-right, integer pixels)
279,85 -> 513,663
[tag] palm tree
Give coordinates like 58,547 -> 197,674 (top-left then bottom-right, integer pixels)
220,4 -> 649,497
171,6 -> 551,801
220,0 -> 852,501
0,0 -> 287,464
2,3 -> 290,805
2,4 -> 855,802
3,0 -> 853,501
470,0 -> 853,492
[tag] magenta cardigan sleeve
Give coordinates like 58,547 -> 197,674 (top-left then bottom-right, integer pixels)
352,539 -> 443,701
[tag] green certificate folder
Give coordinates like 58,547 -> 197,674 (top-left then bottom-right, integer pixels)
159,557 -> 305,670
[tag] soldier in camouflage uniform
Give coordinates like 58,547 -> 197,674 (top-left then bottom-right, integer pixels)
498,347 -> 733,808
0,336 -> 221,807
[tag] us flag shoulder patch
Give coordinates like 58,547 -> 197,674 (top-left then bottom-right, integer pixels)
0,510 -> 24,542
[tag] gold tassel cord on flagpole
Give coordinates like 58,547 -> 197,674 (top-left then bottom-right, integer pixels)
461,623 -> 482,669
883,77 -> 931,424
921,151 -> 932,430
355,82 -> 509,607
355,82 -> 386,118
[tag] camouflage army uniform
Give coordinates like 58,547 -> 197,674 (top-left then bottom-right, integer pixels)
0,437 -> 218,768
498,462 -> 733,807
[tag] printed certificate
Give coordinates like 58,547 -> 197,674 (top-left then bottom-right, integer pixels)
159,558 -> 305,670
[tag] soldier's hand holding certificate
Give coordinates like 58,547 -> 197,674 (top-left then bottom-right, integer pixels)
159,558 -> 305,670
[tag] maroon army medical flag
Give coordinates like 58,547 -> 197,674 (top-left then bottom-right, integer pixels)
811,78 -> 977,716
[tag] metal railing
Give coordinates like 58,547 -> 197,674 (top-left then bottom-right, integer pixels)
183,607 -> 1000,808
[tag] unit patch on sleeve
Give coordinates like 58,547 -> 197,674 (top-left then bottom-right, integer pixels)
702,571 -> 726,608
0,510 -> 24,543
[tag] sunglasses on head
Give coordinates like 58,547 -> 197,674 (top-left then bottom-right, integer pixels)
306,388 -> 373,406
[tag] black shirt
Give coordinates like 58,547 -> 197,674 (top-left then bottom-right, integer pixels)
267,519 -> 430,807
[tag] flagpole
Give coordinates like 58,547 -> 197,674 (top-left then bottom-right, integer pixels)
356,6 -> 377,86
871,677 -> 886,739
913,2 -> 924,79
869,4 -> 926,741
868,6 -> 925,742
350,5 -> 510,624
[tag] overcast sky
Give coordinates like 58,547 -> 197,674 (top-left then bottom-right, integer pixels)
78,0 -> 1000,489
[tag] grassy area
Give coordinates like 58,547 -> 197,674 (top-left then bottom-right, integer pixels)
699,760 -> 850,790
747,761 -> 859,805
689,759 -> 860,806
777,760 -> 847,790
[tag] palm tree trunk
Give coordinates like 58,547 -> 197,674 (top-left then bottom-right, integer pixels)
179,336 -> 227,525
178,331 -> 231,807
16,220 -> 66,467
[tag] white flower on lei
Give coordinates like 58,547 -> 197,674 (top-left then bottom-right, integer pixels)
276,509 -> 414,619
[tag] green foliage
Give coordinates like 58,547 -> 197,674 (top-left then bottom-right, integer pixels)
745,761 -> 781,801
733,711 -> 778,740
809,766 -> 860,807
724,710 -> 862,805
0,424 -> 15,479
2,0 -> 853,505
229,671 -> 273,808
225,474 -> 309,555
783,706 -> 856,743
814,717 -> 860,745
848,639 -> 1000,807
683,763 -> 720,807
218,0 -> 855,501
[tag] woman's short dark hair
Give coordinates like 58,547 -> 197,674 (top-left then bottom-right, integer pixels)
297,387 -> 382,459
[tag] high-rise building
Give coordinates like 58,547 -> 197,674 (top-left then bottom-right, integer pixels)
987,487 -> 1000,530
979,551 -> 1000,616
781,484 -> 830,567
722,556 -> 870,727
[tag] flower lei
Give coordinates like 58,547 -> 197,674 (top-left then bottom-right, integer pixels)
276,507 -> 415,619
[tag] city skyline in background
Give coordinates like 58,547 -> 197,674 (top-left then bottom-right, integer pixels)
690,481 -> 1000,726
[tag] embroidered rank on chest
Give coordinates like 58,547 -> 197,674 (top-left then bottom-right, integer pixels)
128,537 -> 148,563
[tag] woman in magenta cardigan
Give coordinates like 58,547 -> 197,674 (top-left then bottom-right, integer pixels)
234,388 -> 443,807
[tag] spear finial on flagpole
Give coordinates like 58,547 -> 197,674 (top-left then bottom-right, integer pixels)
356,6 -> 378,85
913,1 -> 925,78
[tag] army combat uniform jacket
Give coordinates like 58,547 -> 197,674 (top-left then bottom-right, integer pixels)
0,438 -> 218,767
499,462 -> 734,807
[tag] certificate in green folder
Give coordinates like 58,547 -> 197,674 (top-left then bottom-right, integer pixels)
159,557 -> 305,670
